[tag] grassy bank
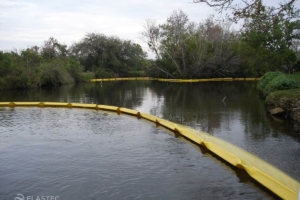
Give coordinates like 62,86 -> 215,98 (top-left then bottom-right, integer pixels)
288,72 -> 300,82
258,72 -> 300,123
266,72 -> 300,107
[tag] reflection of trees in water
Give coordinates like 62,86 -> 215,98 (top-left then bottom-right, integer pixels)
0,81 -> 150,110
0,81 -> 298,140
148,81 -> 296,140
148,82 -> 238,134
72,81 -> 150,109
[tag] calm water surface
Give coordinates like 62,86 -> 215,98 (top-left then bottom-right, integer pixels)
0,81 -> 299,199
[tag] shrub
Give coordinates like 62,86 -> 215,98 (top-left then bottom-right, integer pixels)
80,72 -> 95,82
66,59 -> 84,82
266,88 -> 300,107
40,62 -> 74,87
126,70 -> 146,77
95,68 -> 113,78
263,74 -> 299,96
257,71 -> 284,91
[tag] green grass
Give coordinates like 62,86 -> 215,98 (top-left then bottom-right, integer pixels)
258,71 -> 300,109
288,72 -> 300,83
266,88 -> 300,108
257,72 -> 299,96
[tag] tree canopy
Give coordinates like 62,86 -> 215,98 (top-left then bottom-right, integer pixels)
71,33 -> 147,77
142,2 -> 300,78
193,0 -> 299,22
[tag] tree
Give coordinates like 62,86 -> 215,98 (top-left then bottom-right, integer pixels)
71,33 -> 147,76
41,37 -> 69,60
239,1 -> 300,72
141,11 -> 240,78
193,0 -> 299,22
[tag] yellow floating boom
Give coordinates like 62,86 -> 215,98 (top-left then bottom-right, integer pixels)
90,77 -> 260,82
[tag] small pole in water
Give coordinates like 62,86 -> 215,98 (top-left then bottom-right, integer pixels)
222,96 -> 226,106
222,96 -> 226,102
100,81 -> 102,87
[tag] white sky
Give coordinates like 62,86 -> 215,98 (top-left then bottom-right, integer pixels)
0,0 -> 299,56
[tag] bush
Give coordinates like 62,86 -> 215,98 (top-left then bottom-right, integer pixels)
95,68 -> 114,78
126,70 -> 146,77
40,62 -> 74,87
263,74 -> 299,96
257,71 -> 284,91
80,72 -> 95,82
266,88 -> 300,107
66,59 -> 84,82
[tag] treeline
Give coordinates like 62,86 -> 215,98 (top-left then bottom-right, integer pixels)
0,37 -> 83,90
0,35 -> 148,90
1,0 -> 300,90
71,33 -> 148,78
142,3 -> 300,78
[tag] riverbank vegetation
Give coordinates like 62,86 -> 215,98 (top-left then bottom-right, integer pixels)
0,0 -> 299,90
257,71 -> 300,122
0,35 -> 148,90
142,0 -> 300,78
0,37 -> 83,90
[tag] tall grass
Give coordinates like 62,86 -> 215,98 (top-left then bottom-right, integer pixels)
288,72 -> 300,83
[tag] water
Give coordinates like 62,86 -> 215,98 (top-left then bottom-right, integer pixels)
0,81 -> 299,199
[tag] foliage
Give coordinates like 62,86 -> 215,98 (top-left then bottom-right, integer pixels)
80,72 -> 96,82
266,88 -> 300,107
70,33 -> 148,76
39,61 -> 74,87
126,70 -> 147,77
257,71 -> 284,91
142,12 -> 241,78
288,72 -> 300,82
0,37 -> 83,90
263,74 -> 299,96
193,0 -> 299,23
266,89 -> 300,107
95,68 -> 114,78
0,33 -> 150,90
240,1 -> 300,73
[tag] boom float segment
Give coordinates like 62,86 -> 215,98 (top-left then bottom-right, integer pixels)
0,101 -> 298,199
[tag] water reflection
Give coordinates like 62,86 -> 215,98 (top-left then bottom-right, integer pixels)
0,81 -> 299,181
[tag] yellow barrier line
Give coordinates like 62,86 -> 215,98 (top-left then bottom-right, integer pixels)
90,77 -> 260,82
243,165 -> 297,200
119,107 -> 139,116
203,141 -> 243,168
97,105 -> 119,112
0,101 -> 298,199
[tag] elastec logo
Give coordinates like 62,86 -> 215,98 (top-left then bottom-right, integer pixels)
14,194 -> 60,200
14,194 -> 25,200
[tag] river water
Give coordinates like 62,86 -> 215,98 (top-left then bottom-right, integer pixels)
0,81 -> 299,199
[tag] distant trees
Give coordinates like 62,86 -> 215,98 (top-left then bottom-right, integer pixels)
71,33 -> 148,78
193,0 -> 299,22
0,37 -> 83,90
0,33 -> 149,90
142,0 -> 300,78
142,10 -> 240,78
193,0 -> 300,74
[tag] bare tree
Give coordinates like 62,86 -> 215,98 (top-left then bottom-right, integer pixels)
193,0 -> 299,22
141,19 -> 161,59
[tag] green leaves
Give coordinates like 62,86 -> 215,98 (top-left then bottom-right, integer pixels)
71,33 -> 147,76
257,72 -> 299,96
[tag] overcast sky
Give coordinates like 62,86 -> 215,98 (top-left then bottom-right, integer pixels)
1,0 -> 299,55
